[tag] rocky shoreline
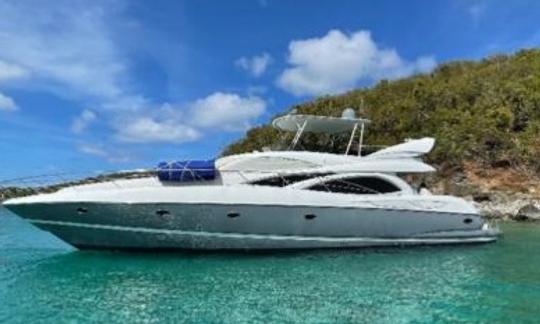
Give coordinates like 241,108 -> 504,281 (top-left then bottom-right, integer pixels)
426,166 -> 540,222
470,191 -> 540,221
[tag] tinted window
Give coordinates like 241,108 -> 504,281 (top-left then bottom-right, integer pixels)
308,177 -> 400,194
250,173 -> 332,187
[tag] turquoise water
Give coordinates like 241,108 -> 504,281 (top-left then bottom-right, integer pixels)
1,207 -> 540,323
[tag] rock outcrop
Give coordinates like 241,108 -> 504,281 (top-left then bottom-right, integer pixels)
426,165 -> 540,221
471,192 -> 540,221
514,203 -> 540,221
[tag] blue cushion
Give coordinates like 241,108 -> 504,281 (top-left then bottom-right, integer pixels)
157,160 -> 216,182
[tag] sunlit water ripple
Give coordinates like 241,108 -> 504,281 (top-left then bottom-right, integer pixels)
1,207 -> 539,323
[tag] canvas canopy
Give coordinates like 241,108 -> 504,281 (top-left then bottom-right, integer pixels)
157,160 -> 216,182
272,114 -> 371,134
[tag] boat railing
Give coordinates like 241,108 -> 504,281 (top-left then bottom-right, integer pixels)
0,167 -> 348,200
0,170 -> 155,200
0,168 -> 394,201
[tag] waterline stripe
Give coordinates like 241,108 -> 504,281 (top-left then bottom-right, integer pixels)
12,201 -> 479,217
28,219 -> 497,244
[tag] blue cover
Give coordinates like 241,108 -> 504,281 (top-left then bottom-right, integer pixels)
157,160 -> 216,182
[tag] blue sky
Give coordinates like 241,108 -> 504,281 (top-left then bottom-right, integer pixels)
1,0 -> 539,179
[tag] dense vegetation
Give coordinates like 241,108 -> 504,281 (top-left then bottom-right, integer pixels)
224,49 -> 540,174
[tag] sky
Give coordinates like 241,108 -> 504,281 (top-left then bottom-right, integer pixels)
1,0 -> 540,179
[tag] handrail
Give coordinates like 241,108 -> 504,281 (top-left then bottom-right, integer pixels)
0,165 -> 404,202
0,168 -> 297,188
0,165 -> 406,187
0,170 -> 154,190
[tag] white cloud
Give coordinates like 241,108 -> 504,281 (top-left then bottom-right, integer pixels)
0,1 -> 165,145
116,117 -> 201,144
0,0 -> 128,100
277,29 -> 437,96
235,53 -> 272,77
0,60 -> 29,82
0,92 -> 17,111
114,92 -> 266,143
0,1 -> 268,147
189,92 -> 266,131
71,109 -> 97,133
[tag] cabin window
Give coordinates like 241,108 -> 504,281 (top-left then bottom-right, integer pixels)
250,173 -> 332,187
308,177 -> 400,194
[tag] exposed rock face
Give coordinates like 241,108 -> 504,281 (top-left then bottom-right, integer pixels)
426,168 -> 540,221
470,192 -> 540,221
514,204 -> 540,221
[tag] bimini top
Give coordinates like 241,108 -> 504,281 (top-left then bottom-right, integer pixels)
272,114 -> 371,134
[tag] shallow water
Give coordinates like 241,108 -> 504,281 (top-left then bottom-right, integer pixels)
1,207 -> 540,323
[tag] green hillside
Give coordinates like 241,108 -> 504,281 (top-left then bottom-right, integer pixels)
224,49 -> 540,175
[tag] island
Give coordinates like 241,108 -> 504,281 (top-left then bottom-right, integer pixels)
223,49 -> 540,221
3,49 -> 540,221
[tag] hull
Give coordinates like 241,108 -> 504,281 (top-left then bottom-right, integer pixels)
4,202 -> 499,250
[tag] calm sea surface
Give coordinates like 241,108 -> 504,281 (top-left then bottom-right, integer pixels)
1,207 -> 540,323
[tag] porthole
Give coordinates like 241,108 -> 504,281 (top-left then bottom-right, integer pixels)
76,207 -> 88,215
227,212 -> 240,218
305,214 -> 317,220
156,209 -> 170,216
463,218 -> 473,224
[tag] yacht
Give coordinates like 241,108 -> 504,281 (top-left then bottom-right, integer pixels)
2,110 -> 500,250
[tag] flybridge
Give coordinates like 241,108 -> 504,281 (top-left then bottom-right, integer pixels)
272,108 -> 371,155
157,110 -> 437,183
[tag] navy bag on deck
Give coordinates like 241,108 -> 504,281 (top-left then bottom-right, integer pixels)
157,160 -> 216,182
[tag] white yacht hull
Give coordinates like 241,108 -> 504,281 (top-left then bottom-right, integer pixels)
4,201 -> 499,250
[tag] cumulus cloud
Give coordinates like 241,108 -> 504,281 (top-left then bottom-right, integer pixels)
116,117 -> 201,144
235,53 -> 273,77
0,1 -> 166,145
277,29 -> 437,96
0,0 -> 128,100
71,109 -> 97,133
0,1 -> 267,149
0,92 -> 17,111
189,92 -> 266,130
114,92 -> 266,143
